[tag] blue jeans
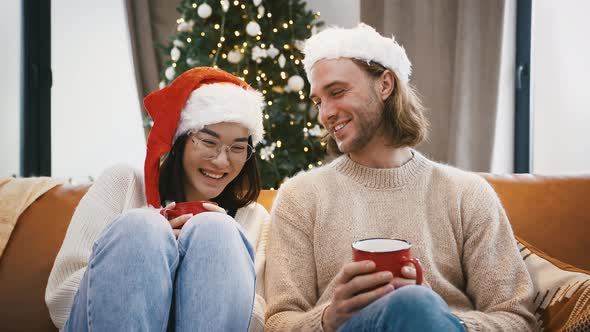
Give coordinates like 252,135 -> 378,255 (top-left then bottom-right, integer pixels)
63,209 -> 256,332
338,285 -> 465,332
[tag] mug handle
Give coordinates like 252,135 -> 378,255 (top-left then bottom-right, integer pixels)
401,257 -> 423,285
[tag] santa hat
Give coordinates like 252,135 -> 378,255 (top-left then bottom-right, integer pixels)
303,23 -> 412,83
143,67 -> 265,208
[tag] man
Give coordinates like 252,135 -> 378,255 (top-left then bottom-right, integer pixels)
264,24 -> 535,331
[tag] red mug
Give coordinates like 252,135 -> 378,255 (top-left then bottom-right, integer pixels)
352,238 -> 423,285
160,201 -> 217,220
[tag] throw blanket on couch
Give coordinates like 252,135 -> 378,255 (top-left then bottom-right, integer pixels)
517,236 -> 590,331
0,177 -> 63,258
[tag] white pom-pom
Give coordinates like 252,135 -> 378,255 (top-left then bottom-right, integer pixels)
266,45 -> 279,58
278,54 -> 286,68
177,21 -> 189,32
257,5 -> 265,17
186,57 -> 197,66
165,66 -> 175,80
251,46 -> 267,61
259,142 -> 276,160
197,3 -> 212,18
173,39 -> 185,48
228,50 -> 244,64
170,47 -> 181,61
294,40 -> 305,51
287,75 -> 305,92
246,21 -> 261,36
308,124 -> 324,137
302,24 -> 412,83
220,0 -> 229,12
159,80 -> 166,89
253,0 -> 262,6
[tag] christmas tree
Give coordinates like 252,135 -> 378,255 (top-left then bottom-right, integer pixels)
156,0 -> 325,189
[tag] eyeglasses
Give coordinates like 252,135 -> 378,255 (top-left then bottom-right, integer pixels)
189,133 -> 254,163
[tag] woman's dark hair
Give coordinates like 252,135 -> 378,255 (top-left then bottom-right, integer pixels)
158,133 -> 262,213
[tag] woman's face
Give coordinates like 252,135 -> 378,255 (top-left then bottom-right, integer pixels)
182,122 -> 250,202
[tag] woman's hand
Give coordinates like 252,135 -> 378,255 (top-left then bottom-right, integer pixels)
164,202 -> 193,239
202,202 -> 227,214
163,202 -> 227,239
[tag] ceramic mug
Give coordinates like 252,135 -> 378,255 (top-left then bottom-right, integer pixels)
352,238 -> 423,285
160,201 -> 217,220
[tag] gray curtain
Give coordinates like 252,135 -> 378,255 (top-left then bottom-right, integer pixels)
361,0 -> 508,171
126,0 -> 178,138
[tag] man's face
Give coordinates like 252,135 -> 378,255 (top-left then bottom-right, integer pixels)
309,58 -> 384,154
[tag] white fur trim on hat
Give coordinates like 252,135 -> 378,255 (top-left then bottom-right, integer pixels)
303,23 -> 412,83
174,83 -> 265,145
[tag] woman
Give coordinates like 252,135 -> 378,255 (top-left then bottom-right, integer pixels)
45,67 -> 270,331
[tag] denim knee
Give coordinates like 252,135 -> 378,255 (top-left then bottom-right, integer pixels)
98,208 -> 176,255
181,212 -> 242,239
178,212 -> 254,259
382,285 -> 446,317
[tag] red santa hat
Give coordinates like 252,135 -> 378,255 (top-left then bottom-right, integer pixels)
143,67 -> 264,208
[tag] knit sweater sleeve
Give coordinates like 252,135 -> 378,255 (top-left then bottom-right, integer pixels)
264,178 -> 329,332
45,164 -> 146,329
453,176 -> 536,332
245,204 -> 271,332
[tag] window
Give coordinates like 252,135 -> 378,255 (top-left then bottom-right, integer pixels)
530,0 -> 590,174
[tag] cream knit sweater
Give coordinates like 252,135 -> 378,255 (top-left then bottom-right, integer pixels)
45,164 -> 270,331
265,151 -> 535,332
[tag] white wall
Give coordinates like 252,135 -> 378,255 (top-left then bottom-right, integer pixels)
305,0 -> 360,28
0,1 -> 21,177
531,0 -> 590,174
52,0 -> 145,181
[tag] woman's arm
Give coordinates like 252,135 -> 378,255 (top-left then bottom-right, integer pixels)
237,203 -> 271,332
44,165 -> 145,329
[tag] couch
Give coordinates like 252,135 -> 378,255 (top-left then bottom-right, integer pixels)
0,174 -> 589,331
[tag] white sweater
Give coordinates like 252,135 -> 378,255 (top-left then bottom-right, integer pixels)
45,164 -> 271,331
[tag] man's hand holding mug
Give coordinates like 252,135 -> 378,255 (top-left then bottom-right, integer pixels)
322,238 -> 424,332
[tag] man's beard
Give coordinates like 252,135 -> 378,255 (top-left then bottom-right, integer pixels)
336,94 -> 384,154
